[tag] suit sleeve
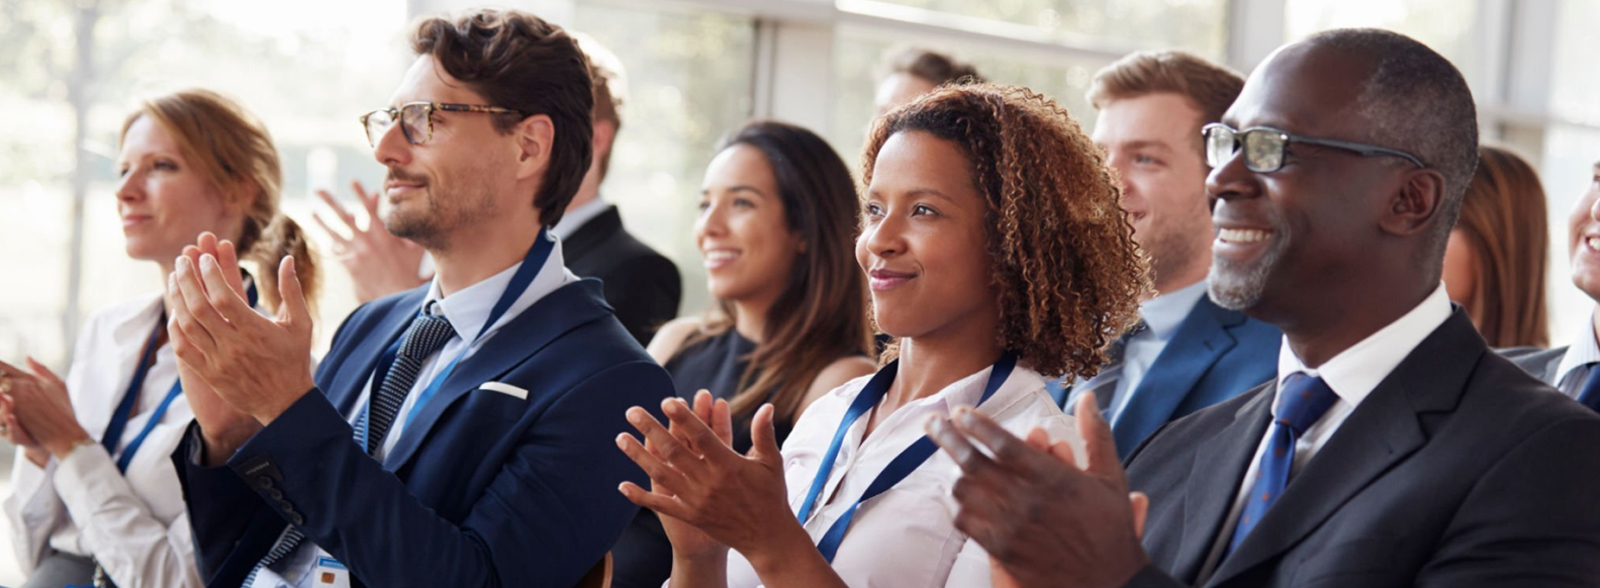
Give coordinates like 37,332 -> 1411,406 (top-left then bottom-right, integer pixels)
224,359 -> 673,588
171,423 -> 274,587
599,254 -> 681,346
1121,565 -> 1192,588
1418,414 -> 1600,587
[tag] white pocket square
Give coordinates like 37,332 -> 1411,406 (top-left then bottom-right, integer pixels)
479,382 -> 528,400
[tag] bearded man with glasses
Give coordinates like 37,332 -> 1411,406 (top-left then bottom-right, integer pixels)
921,28 -> 1600,588
164,9 -> 672,588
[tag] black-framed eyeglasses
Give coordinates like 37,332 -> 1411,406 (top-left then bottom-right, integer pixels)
359,102 -> 525,147
1202,122 -> 1427,173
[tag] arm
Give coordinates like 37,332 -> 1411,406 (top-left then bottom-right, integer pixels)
1418,415 -> 1600,587
52,442 -> 203,588
646,318 -> 703,365
231,360 -> 673,588
599,254 -> 682,346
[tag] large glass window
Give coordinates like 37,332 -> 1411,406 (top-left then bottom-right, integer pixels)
860,0 -> 1228,59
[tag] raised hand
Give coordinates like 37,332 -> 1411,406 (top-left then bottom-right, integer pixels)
167,232 -> 315,438
926,393 -> 1150,588
314,181 -> 427,303
0,357 -> 90,460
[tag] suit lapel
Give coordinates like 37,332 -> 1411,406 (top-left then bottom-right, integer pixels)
382,279 -> 613,470
1114,298 -> 1238,453
1169,384 -> 1273,583
322,290 -> 424,415
1206,312 -> 1482,586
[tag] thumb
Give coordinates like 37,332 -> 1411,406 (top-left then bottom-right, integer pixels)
23,357 -> 65,389
277,256 -> 312,330
1130,491 -> 1149,540
749,403 -> 782,466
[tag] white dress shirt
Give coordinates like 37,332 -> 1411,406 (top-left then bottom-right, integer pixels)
550,196 -> 609,240
1197,283 -> 1452,578
4,292 -> 233,588
253,239 -> 574,588
718,363 -> 1083,588
1111,280 -> 1209,424
1552,313 -> 1600,397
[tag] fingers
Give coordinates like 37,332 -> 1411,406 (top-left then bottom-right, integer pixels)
617,481 -> 696,523
353,180 -> 380,215
0,358 -> 28,381
169,270 -> 220,353
23,357 -> 64,390
661,397 -> 733,461
951,407 -> 1061,478
276,256 -> 312,330
1130,492 -> 1149,540
1074,392 -> 1127,490
215,241 -> 247,301
1024,427 -> 1052,452
748,404 -> 781,466
627,405 -> 700,470
313,213 -> 352,251
197,255 -> 250,324
616,432 -> 690,493
713,398 -> 733,448
926,414 -> 990,473
316,188 -> 361,232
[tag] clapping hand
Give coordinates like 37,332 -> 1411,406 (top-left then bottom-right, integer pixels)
314,181 -> 427,303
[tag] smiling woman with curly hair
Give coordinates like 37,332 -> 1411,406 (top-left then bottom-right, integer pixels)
616,83 -> 1148,588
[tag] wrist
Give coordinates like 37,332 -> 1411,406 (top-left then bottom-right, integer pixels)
252,380 -> 315,427
24,446 -> 52,467
743,519 -> 816,576
46,435 -> 95,460
200,421 -> 260,467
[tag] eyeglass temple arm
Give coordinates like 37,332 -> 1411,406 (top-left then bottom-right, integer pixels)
1292,136 -> 1426,168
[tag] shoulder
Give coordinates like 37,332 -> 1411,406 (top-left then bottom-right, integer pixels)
646,317 -> 706,364
1496,345 -> 1566,374
799,356 -> 879,409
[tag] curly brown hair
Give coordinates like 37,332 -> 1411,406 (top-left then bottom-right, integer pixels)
862,83 -> 1150,379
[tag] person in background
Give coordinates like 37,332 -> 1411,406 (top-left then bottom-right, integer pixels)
617,83 -> 1147,588
875,46 -> 983,116
1505,155 -> 1600,402
0,88 -> 318,588
166,10 -> 672,587
609,120 -> 877,588
314,34 -> 682,345
1442,144 -> 1549,347
1054,50 -> 1279,458
926,29 -> 1600,588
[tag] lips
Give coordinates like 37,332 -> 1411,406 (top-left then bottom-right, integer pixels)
1217,228 -> 1271,244
702,248 -> 740,270
121,214 -> 151,229
868,268 -> 916,291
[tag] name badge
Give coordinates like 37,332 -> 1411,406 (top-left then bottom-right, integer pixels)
314,556 -> 351,588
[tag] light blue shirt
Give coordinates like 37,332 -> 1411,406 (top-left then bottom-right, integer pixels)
1108,280 -> 1209,426
251,238 -> 574,588
1554,313 -> 1600,397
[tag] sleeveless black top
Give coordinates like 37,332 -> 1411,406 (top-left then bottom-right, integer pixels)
662,328 -> 794,453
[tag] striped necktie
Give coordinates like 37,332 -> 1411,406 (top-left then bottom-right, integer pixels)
240,312 -> 455,587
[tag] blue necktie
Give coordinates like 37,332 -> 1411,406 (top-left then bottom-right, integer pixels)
1226,372 -> 1338,556
241,312 -> 455,587
1574,365 -> 1600,412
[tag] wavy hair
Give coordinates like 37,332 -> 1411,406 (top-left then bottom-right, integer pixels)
862,84 -> 1149,378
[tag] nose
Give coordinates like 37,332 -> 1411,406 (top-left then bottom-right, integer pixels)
694,197 -> 730,247
116,167 -> 143,204
860,210 -> 907,261
1205,143 -> 1260,205
372,118 -> 411,167
1589,188 -> 1600,225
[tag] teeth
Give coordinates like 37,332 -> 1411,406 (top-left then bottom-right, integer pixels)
1219,228 -> 1271,244
1588,237 -> 1600,251
704,250 -> 738,261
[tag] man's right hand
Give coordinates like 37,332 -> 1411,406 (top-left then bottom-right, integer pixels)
314,180 -> 428,303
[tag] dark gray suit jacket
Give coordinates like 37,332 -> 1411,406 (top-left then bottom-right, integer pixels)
1121,311 -> 1600,588
1501,345 -> 1568,386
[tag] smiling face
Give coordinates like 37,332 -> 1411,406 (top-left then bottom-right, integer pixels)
857,130 -> 998,340
116,115 -> 240,265
1568,160 -> 1600,302
372,55 -> 522,252
1205,44 -> 1410,320
1093,92 -> 1215,294
695,144 -> 804,306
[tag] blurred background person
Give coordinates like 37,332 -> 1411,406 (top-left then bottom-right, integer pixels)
313,35 -> 682,345
616,83 -> 1147,588
1443,144 -> 1550,348
611,119 -> 876,588
1507,155 -> 1598,400
874,46 -> 983,116
1055,50 -> 1279,459
0,89 -> 318,588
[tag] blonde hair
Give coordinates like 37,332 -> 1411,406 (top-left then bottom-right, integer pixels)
120,89 -> 320,311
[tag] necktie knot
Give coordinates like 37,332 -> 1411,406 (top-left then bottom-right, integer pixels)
400,313 -> 455,361
1273,372 -> 1338,437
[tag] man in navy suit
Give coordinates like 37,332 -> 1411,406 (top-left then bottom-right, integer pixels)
1050,50 -> 1278,458
1504,156 -> 1600,400
927,28 -> 1600,588
163,9 -> 672,588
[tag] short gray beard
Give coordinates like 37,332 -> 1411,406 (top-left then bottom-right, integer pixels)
1207,226 -> 1288,311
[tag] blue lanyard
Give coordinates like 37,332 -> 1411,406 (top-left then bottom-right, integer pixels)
359,228 -> 555,450
104,279 -> 258,473
795,351 -> 1018,563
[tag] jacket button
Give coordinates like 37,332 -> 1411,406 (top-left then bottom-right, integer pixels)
257,476 -> 273,489
290,513 -> 305,526
268,488 -> 284,500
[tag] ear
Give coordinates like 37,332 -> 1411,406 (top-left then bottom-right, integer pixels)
514,114 -> 556,183
592,119 -> 617,163
1380,167 -> 1447,238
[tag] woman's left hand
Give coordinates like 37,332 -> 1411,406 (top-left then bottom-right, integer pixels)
0,358 -> 91,459
617,397 -> 798,557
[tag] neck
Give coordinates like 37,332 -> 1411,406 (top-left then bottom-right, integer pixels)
1152,254 -> 1209,298
1279,279 -> 1434,368
887,311 -> 1004,407
731,297 -> 774,343
430,225 -> 540,298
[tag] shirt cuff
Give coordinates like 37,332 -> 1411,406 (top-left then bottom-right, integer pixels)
50,441 -> 123,519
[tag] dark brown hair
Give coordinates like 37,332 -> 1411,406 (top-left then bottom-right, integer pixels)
864,84 -> 1148,378
881,46 -> 984,86
1087,50 -> 1244,155
121,89 -> 320,312
411,9 -> 594,226
1456,144 -> 1549,347
690,120 -> 873,424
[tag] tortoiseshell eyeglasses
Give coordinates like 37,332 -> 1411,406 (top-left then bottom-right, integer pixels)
359,102 -> 525,147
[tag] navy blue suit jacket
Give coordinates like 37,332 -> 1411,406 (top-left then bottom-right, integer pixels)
1051,295 -> 1279,460
173,279 -> 672,588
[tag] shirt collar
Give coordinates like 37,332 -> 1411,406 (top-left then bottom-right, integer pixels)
1275,282 -> 1453,408
422,237 -> 569,343
551,196 -> 609,240
1139,280 -> 1209,340
1556,312 -> 1600,384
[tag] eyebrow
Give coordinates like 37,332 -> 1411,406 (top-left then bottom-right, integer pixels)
1115,140 -> 1175,153
701,185 -> 768,197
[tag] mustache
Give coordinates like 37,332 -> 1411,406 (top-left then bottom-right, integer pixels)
385,167 -> 428,186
